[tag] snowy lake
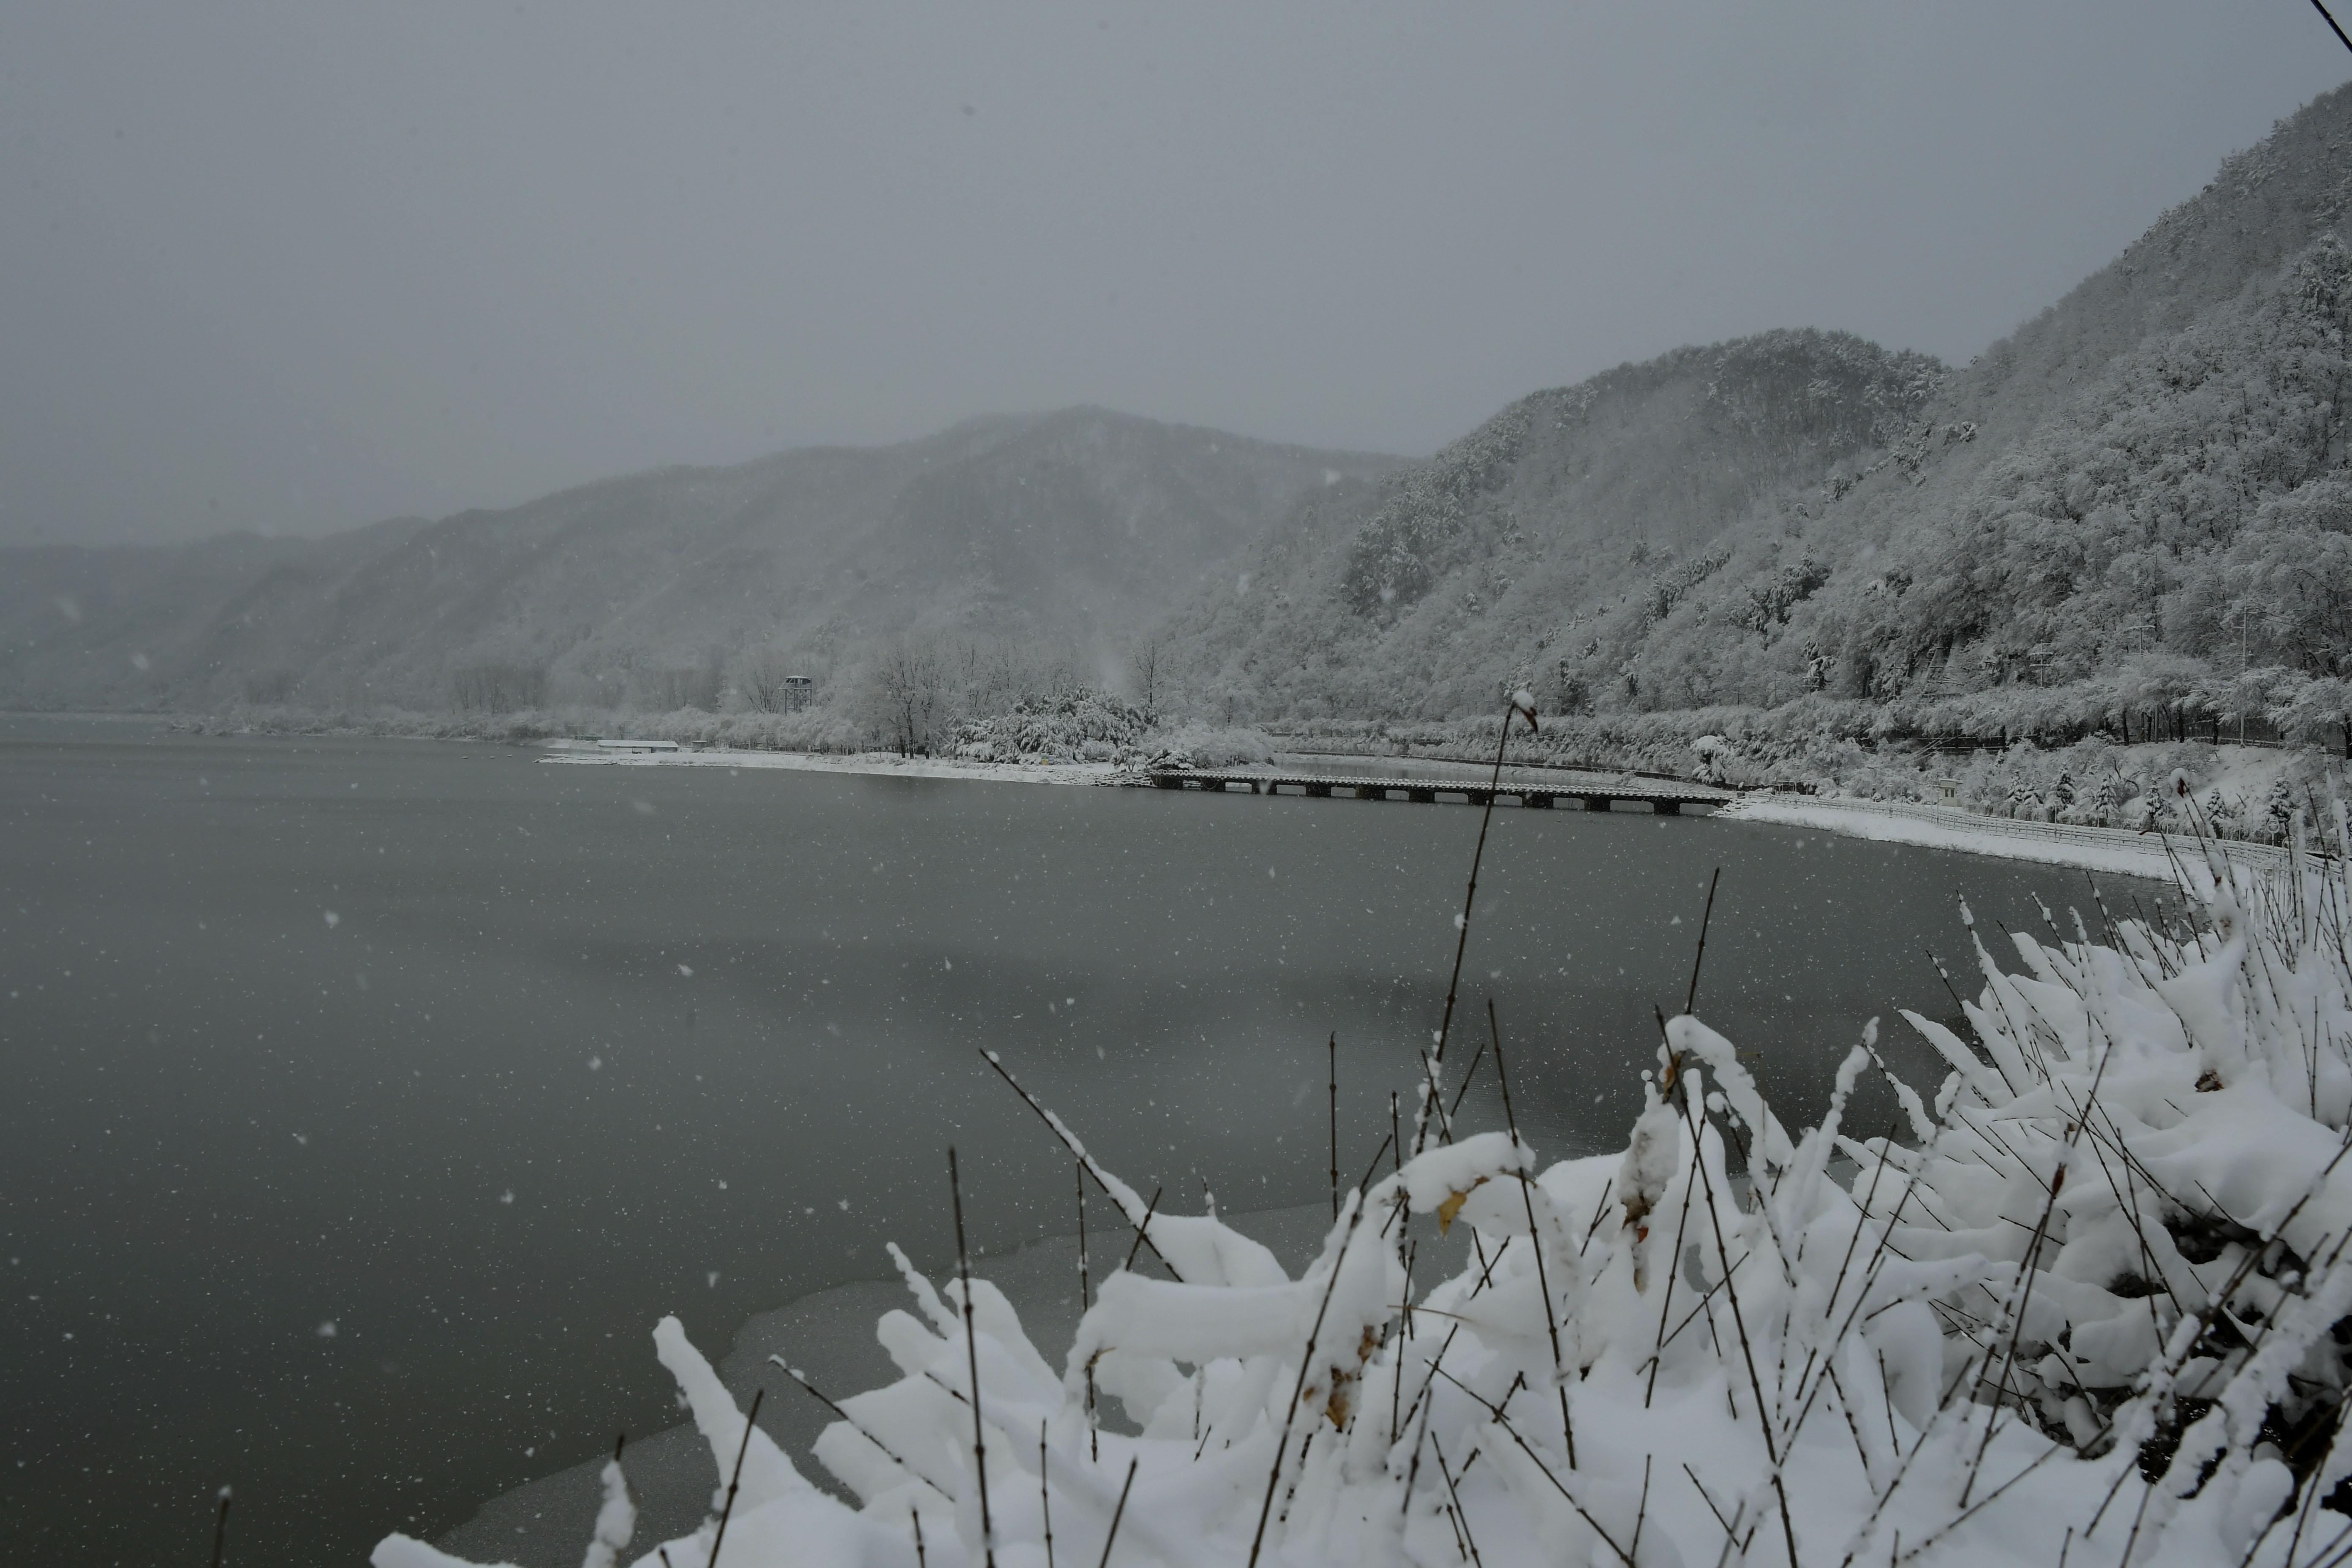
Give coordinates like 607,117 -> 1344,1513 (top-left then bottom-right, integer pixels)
0,717 -> 2184,1565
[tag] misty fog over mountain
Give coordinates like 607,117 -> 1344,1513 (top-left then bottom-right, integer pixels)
13,79 -> 2352,757
0,410 -> 1393,712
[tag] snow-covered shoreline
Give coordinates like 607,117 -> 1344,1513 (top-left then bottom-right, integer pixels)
546,741 -> 2243,879
1714,790 -> 2295,879
538,743 -> 1123,788
540,741 -> 2269,881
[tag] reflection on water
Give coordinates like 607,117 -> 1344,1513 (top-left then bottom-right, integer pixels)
0,718 -> 2174,1565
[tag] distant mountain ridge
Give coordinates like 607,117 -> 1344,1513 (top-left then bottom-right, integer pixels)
0,409 -> 1397,712
12,82 -> 2352,735
1162,82 -> 2352,734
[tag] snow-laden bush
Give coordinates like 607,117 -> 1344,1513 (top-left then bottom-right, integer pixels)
1310,704 -> 2346,845
1142,724 -> 1279,770
1948,741 -> 2344,844
953,689 -> 1148,765
384,833 -> 2352,1568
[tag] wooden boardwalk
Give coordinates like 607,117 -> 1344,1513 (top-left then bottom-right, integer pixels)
1141,768 -> 1735,814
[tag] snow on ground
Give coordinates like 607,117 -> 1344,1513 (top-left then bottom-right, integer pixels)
539,745 -> 1121,788
1715,791 -> 2294,879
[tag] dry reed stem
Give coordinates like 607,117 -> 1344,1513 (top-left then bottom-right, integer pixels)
1671,1081 -> 1802,1568
1432,1433 -> 1486,1568
1096,1458 -> 1138,1568
949,1149 -> 998,1568
1685,866 -> 1721,1015
976,1050 -> 1179,1277
1489,999 -> 1574,1467
773,1364 -> 959,1496
1120,1188 -> 1163,1275
707,1386 -> 765,1568
1247,1191 -> 1369,1568
1039,1422 -> 1056,1568
1329,1034 -> 1340,1222
1427,1366 -> 1634,1568
1420,695 -> 1521,1156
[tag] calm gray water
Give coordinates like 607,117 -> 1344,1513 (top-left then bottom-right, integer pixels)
0,718 -> 2176,1565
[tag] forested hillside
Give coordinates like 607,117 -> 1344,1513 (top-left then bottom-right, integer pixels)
0,410 -> 1393,713
1165,82 -> 2352,747
1160,330 -> 1944,720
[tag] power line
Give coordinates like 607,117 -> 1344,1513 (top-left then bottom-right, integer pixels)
2311,0 -> 2352,56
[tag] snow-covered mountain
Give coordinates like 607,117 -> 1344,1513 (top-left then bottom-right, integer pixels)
1165,82 -> 2352,733
15,83 -> 2352,732
1158,329 -> 1946,719
0,409 -> 1397,712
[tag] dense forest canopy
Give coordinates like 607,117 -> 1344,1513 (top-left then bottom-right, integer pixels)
1159,84 -> 2352,747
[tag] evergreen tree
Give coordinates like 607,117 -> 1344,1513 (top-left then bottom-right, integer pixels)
2268,775 -> 2299,842
2091,771 -> 2121,827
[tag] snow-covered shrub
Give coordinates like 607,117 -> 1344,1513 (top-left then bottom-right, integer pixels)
386,829 -> 2352,1568
2068,768 -> 2126,828
2269,776 -> 2303,844
2210,789 -> 2241,837
1288,703 -> 2345,848
2007,773 -> 2041,820
1142,724 -> 1278,770
953,689 -> 1147,764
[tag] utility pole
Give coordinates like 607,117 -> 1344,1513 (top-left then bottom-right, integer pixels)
2221,600 -> 2251,747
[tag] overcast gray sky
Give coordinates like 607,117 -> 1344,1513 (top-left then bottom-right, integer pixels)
3,3 -> 2347,547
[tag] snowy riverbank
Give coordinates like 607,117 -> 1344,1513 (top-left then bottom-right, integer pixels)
1713,791 -> 2297,879
541,740 -> 2260,880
